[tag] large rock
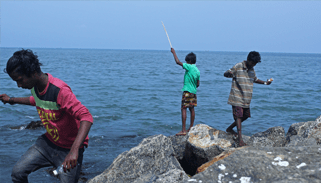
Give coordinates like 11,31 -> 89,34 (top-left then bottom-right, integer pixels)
87,116 -> 321,183
248,126 -> 286,147
285,115 -> 321,146
26,120 -> 43,129
10,120 -> 43,130
169,135 -> 188,161
182,124 -> 234,175
87,134 -> 189,183
193,146 -> 321,182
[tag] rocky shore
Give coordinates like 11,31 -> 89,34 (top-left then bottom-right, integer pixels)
87,116 -> 321,183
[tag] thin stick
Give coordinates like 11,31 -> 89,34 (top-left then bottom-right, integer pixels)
161,21 -> 172,48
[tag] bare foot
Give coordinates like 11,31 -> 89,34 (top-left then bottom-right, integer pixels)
226,128 -> 238,137
176,131 -> 187,136
238,140 -> 247,147
187,127 -> 192,132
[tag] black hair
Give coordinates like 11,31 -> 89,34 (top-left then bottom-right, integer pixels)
185,52 -> 196,64
4,49 -> 42,77
247,51 -> 261,63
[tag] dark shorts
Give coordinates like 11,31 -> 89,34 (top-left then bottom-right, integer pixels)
181,91 -> 197,109
232,106 -> 251,119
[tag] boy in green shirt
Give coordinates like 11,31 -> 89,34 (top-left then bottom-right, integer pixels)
171,48 -> 200,136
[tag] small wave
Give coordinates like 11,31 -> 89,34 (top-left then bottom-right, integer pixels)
25,116 -> 35,119
120,135 -> 137,138
127,87 -> 141,91
93,115 -> 99,118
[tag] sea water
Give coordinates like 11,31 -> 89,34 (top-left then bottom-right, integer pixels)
0,48 -> 320,182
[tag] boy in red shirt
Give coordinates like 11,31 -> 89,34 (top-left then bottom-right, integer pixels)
0,49 -> 93,183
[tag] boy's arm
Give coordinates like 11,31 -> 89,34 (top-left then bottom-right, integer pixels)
0,94 -> 33,105
254,79 -> 272,85
224,70 -> 234,78
63,120 -> 92,171
197,80 -> 200,88
252,70 -> 272,85
57,87 -> 93,171
171,48 -> 183,66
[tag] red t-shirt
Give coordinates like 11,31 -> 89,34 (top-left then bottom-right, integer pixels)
30,73 -> 93,149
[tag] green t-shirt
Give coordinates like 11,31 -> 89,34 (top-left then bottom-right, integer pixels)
181,63 -> 200,94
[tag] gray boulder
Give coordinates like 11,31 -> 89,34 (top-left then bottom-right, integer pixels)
10,120 -> 43,130
285,115 -> 321,147
26,120 -> 43,129
193,146 -> 321,183
169,135 -> 188,161
182,124 -> 237,175
87,134 -> 189,183
248,126 -> 286,147
87,116 -> 321,183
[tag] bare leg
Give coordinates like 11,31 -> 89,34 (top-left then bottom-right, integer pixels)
187,107 -> 195,132
176,108 -> 187,136
226,117 -> 248,137
226,122 -> 238,137
236,117 -> 247,146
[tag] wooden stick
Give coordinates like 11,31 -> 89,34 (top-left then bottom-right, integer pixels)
161,21 -> 172,48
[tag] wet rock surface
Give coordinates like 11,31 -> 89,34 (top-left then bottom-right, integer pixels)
10,120 -> 43,130
26,120 -> 43,129
87,116 -> 321,183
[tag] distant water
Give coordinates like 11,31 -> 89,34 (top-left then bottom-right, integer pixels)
0,48 -> 320,182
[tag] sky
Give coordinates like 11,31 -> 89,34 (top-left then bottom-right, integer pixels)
1,1 -> 320,53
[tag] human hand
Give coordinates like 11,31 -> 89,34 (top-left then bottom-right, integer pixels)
171,48 -> 175,54
224,71 -> 234,78
62,149 -> 79,172
266,78 -> 273,85
0,94 -> 10,104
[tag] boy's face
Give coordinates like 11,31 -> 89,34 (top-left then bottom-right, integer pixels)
9,71 -> 37,90
246,60 -> 257,69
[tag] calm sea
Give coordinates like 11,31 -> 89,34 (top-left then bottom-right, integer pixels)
0,48 -> 320,182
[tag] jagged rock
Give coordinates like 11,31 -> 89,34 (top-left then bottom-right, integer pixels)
87,116 -> 321,183
10,120 -> 43,130
193,146 -> 321,182
285,115 -> 321,146
10,125 -> 25,130
182,124 -> 234,175
87,134 -> 188,183
248,126 -> 286,147
169,135 -> 188,160
153,169 -> 189,183
26,120 -> 43,129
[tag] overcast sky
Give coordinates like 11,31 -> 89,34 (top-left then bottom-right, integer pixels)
1,1 -> 320,53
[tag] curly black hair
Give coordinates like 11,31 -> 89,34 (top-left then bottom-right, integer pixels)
185,52 -> 196,64
4,49 -> 42,77
247,51 -> 261,63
